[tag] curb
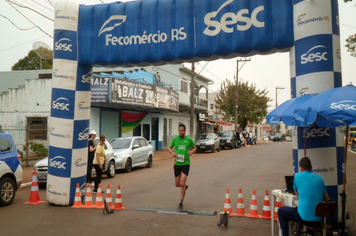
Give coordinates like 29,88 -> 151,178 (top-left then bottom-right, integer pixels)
20,182 -> 32,189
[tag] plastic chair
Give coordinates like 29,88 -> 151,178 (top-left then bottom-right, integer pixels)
297,202 -> 337,236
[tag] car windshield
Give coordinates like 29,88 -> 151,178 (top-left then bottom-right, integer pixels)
219,132 -> 232,138
199,134 -> 215,140
110,139 -> 132,149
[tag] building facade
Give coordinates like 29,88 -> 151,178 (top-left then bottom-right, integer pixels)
0,64 -> 212,153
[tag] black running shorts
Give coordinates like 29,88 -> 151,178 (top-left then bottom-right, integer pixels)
173,164 -> 190,177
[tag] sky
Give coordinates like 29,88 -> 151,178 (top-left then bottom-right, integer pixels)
0,0 -> 355,111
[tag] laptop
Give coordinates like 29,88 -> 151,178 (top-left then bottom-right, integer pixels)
285,175 -> 295,195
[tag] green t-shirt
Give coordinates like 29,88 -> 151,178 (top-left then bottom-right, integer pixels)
170,135 -> 195,166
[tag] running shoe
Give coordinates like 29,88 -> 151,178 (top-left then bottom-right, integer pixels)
179,202 -> 183,210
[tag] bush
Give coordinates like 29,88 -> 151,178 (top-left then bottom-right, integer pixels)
23,142 -> 48,158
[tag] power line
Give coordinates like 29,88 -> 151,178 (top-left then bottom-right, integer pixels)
0,14 -> 36,31
0,35 -> 49,53
6,0 -> 53,22
5,0 -> 53,38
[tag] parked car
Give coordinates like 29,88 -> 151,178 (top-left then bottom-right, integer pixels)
269,135 -> 275,141
33,138 -> 116,183
110,136 -> 153,173
0,131 -> 23,206
219,131 -> 237,149
273,133 -> 286,142
285,136 -> 292,142
196,133 -> 220,153
262,136 -> 269,141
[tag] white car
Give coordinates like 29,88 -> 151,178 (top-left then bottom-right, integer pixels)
110,136 -> 154,172
33,138 -> 116,183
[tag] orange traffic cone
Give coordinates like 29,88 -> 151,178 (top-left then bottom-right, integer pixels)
234,188 -> 247,217
94,183 -> 105,209
105,184 -> 114,209
25,171 -> 44,205
114,185 -> 125,210
247,189 -> 261,218
82,183 -> 94,209
261,190 -> 272,219
223,188 -> 234,216
71,183 -> 83,208
274,197 -> 282,221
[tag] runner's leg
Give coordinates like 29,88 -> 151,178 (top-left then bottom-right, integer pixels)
180,173 -> 187,200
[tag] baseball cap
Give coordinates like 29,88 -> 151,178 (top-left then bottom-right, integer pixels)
90,130 -> 97,135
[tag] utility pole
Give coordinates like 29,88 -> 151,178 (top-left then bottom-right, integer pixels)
190,63 -> 195,139
275,86 -> 285,107
235,58 -> 250,132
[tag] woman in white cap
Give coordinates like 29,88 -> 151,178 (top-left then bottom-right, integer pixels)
87,130 -> 97,185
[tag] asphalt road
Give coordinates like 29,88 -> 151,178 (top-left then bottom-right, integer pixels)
2,142 -> 355,236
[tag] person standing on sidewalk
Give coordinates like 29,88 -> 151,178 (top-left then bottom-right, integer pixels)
168,124 -> 196,210
93,134 -> 106,193
87,130 -> 96,186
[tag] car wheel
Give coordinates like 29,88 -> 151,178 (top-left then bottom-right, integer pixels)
217,145 -> 220,152
146,155 -> 153,168
212,147 -> 215,153
196,150 -> 199,153
106,160 -> 116,178
0,177 -> 16,206
125,158 -> 132,173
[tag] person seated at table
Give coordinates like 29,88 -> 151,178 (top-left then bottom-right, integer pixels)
278,157 -> 329,236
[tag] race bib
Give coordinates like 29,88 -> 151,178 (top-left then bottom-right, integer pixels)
176,154 -> 184,163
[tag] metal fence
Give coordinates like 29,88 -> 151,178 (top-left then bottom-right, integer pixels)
0,125 -> 49,162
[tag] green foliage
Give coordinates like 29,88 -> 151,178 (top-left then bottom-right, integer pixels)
18,150 -> 23,158
12,49 -> 53,70
346,34 -> 356,57
23,142 -> 48,157
214,80 -> 271,130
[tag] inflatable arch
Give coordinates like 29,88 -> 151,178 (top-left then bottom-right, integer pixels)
50,0 -> 342,220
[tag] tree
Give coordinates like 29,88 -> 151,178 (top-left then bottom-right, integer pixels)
215,79 -> 271,130
344,0 -> 356,57
12,49 -> 53,71
346,34 -> 356,57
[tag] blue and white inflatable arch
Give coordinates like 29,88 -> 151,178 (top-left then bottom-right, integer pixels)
50,0 -> 342,220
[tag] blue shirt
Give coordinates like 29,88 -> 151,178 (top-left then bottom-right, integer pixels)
294,171 -> 327,221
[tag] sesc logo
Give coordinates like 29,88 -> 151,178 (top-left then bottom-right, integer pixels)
52,97 -> 70,111
300,45 -> 327,64
50,156 -> 67,169
55,38 -> 73,52
203,0 -> 265,36
78,127 -> 89,141
82,71 -> 92,83
269,117 -> 279,124
98,15 -> 127,37
303,127 -> 330,139
330,100 -> 356,111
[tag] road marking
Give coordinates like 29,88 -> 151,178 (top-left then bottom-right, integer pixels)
136,207 -> 217,216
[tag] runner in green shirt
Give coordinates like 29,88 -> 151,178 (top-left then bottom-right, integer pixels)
168,124 -> 196,210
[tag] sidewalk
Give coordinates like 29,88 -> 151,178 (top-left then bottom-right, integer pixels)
20,149 -> 172,187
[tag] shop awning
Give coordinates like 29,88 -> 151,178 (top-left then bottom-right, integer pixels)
212,120 -> 234,126
202,121 -> 217,126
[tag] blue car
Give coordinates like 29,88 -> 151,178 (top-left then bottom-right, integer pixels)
0,131 -> 23,206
